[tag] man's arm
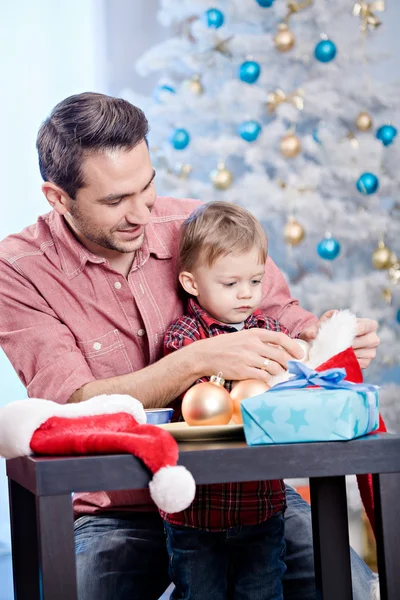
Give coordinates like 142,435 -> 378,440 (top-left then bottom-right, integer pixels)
0,261 -> 303,406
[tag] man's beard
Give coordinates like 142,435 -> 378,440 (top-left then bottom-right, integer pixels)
67,204 -> 144,254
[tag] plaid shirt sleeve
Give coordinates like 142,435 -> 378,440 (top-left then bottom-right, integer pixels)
260,314 -> 291,337
163,316 -> 209,398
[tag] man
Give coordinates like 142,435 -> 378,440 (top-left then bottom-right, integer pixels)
0,93 -> 379,600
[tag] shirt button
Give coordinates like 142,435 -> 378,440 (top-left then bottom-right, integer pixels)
114,281 -> 122,290
93,342 -> 102,350
137,329 -> 146,337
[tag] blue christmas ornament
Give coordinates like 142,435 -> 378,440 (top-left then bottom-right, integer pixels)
376,124 -> 398,147
169,128 -> 190,150
203,8 -> 225,29
255,0 -> 275,7
153,84 -> 175,103
317,236 -> 341,260
239,60 -> 261,84
314,39 -> 337,63
356,172 -> 379,195
396,309 -> 400,324
238,120 -> 262,142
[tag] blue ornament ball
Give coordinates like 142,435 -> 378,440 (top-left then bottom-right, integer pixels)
238,120 -> 262,142
376,124 -> 398,147
396,309 -> 400,324
356,172 -> 379,195
153,84 -> 175,103
314,39 -> 337,63
203,8 -> 225,29
239,60 -> 261,84
169,128 -> 190,150
255,0 -> 275,6
317,237 -> 341,260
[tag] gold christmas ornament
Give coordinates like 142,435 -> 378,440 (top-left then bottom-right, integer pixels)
352,2 -> 385,33
182,373 -> 233,426
267,88 -> 304,113
280,132 -> 302,158
230,379 -> 270,424
371,240 -> 392,270
285,0 -> 313,20
355,111 -> 373,131
210,162 -> 234,190
185,74 -> 204,95
283,216 -> 305,246
274,24 -> 296,53
381,288 -> 392,304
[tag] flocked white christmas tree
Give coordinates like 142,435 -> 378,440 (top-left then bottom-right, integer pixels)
121,0 -> 400,430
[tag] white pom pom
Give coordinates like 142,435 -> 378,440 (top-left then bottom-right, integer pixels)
149,465 -> 196,513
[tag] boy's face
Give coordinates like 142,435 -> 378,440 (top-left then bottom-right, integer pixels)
185,247 -> 265,324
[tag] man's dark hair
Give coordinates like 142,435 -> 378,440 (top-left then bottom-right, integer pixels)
36,92 -> 149,199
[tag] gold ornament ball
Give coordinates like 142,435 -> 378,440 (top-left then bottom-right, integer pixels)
274,23 -> 295,53
186,75 -> 204,96
280,133 -> 302,158
182,374 -> 233,426
283,217 -> 305,246
230,379 -> 270,424
210,162 -> 233,190
372,241 -> 392,270
355,111 -> 373,132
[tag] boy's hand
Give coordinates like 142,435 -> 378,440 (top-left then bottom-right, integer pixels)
196,329 -> 304,385
299,311 -> 379,369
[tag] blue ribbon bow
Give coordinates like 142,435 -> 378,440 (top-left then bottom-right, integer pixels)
269,361 -> 378,394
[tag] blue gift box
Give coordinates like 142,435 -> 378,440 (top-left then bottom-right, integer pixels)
241,362 -> 379,446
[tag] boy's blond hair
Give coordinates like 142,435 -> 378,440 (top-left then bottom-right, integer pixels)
179,201 -> 268,272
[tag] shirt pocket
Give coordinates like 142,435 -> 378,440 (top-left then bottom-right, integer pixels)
76,329 -> 132,379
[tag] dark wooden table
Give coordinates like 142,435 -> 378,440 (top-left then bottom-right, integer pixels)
6,432 -> 400,600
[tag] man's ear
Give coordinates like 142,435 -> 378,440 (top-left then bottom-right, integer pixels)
179,271 -> 199,296
42,182 -> 71,216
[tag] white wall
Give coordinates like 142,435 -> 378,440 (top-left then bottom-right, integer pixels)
0,0 -> 107,549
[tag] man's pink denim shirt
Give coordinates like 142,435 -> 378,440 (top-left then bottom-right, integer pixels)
0,196 -> 316,514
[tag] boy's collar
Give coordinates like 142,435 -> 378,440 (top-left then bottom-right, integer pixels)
187,297 -> 265,333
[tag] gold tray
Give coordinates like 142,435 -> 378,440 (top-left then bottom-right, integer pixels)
158,421 -> 244,442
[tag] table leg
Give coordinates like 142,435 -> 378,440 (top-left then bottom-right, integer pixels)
8,479 -> 41,600
373,472 -> 400,600
310,476 -> 353,600
36,494 -> 78,599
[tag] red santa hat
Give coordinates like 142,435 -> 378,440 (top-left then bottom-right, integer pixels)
0,394 -> 196,514
271,309 -> 385,534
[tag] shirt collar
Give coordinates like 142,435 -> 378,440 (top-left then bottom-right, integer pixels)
49,205 -> 172,279
187,298 -> 266,334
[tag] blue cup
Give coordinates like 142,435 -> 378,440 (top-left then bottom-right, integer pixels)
145,408 -> 174,424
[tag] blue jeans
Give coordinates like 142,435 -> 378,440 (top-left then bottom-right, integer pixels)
74,485 -> 377,600
164,513 -> 286,600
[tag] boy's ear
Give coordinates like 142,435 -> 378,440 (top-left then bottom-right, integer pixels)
179,271 -> 199,296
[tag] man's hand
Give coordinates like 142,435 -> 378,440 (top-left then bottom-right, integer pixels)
195,329 -> 304,385
299,310 -> 379,369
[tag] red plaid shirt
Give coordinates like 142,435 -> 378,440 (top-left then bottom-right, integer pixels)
160,298 -> 288,531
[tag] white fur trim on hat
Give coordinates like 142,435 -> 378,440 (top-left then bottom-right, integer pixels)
149,465 -> 196,513
307,309 -> 357,369
269,310 -> 358,388
0,394 -> 146,459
